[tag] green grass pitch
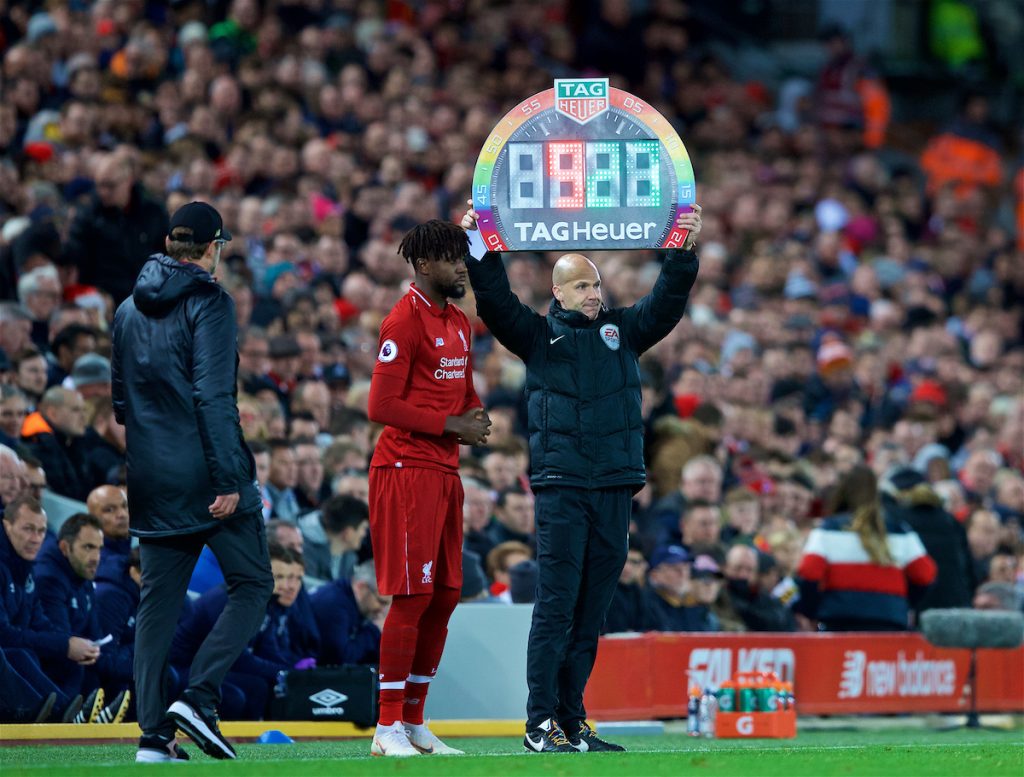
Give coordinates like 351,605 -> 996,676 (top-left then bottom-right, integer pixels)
1,728 -> 1021,776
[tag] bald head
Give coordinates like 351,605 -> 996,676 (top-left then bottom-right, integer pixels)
87,485 -> 129,539
552,254 -> 602,320
552,254 -> 596,285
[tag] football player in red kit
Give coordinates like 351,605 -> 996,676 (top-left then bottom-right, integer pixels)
366,220 -> 492,757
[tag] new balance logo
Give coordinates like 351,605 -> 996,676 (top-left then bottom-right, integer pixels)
421,561 -> 433,584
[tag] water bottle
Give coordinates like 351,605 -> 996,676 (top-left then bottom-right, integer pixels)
699,687 -> 717,738
687,685 -> 701,737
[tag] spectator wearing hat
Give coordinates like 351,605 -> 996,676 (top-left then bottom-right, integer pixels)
64,151 -> 169,306
602,538 -> 650,634
804,335 -> 861,422
510,559 -> 539,604
643,545 -> 705,631
723,545 -> 796,632
20,387 -> 89,501
68,353 -> 111,400
460,548 -> 489,602
690,554 -> 731,631
63,53 -> 99,100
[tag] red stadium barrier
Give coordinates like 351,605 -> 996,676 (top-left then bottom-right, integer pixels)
585,632 -> 1024,718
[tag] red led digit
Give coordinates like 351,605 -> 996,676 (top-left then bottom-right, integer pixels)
547,141 -> 585,209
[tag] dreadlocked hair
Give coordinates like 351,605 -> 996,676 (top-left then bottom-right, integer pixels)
830,464 -> 894,566
397,220 -> 469,267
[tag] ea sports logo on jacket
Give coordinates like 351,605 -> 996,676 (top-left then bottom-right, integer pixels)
555,78 -> 609,124
600,323 -> 620,351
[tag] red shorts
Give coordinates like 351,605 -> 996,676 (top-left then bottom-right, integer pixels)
368,465 -> 464,596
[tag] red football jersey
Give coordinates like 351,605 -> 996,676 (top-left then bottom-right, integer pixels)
368,284 -> 481,472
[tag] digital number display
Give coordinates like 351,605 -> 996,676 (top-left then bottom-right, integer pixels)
473,78 -> 696,251
506,140 -> 662,210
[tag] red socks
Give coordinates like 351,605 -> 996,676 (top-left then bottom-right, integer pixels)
403,586 -> 460,724
377,587 -> 460,726
377,593 -> 430,725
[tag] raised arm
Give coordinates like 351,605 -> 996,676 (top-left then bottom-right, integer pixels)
461,200 -> 544,362
621,205 -> 702,355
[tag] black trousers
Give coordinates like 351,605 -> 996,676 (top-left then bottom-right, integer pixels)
526,486 -> 631,731
135,511 -> 273,737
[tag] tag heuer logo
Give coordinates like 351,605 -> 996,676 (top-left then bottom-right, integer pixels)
309,688 -> 349,708
555,78 -> 609,124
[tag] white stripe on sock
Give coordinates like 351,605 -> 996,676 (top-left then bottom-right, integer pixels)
380,680 -> 406,690
406,674 -> 433,684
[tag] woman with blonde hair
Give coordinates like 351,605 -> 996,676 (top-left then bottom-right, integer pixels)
795,465 -> 937,631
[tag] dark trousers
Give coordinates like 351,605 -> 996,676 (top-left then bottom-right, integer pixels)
135,512 -> 273,737
2,648 -> 68,721
526,486 -> 630,730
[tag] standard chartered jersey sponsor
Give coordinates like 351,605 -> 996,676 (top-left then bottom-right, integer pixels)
435,356 -> 467,380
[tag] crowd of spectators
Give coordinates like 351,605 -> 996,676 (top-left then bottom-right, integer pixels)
1,0 -> 1022,722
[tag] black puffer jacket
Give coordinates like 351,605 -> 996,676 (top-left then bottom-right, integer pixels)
468,249 -> 698,492
111,254 -> 260,537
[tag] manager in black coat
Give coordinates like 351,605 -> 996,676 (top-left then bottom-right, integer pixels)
112,202 -> 273,761
463,201 -> 702,752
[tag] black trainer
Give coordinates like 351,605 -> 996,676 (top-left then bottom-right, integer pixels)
167,693 -> 237,759
136,733 -> 190,763
96,689 -> 131,724
60,694 -> 84,724
72,688 -> 104,724
524,719 -> 578,753
33,692 -> 57,723
568,721 -> 626,752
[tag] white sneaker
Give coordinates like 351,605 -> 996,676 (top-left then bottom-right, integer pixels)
405,721 -> 464,755
370,722 -> 421,757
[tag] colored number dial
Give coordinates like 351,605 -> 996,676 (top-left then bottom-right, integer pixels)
472,88 -> 695,251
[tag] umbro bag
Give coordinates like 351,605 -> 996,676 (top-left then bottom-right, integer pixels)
268,665 -> 378,726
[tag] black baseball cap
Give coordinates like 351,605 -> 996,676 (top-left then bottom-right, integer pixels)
168,201 -> 232,244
